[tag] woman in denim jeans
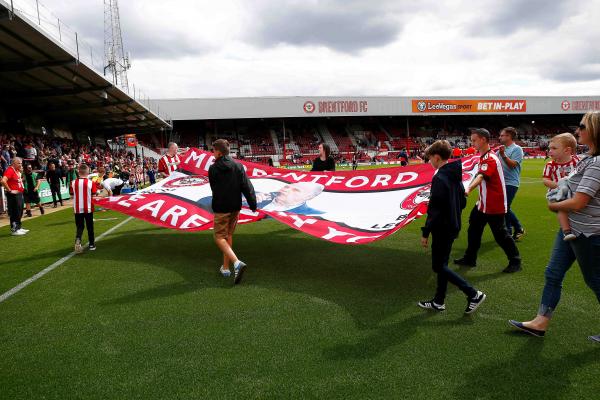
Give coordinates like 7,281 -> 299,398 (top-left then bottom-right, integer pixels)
509,111 -> 600,342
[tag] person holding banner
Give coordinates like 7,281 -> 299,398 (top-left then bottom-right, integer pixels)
158,142 -> 181,178
454,128 -> 522,273
311,143 -> 335,172
418,141 -> 486,314
209,139 -> 257,285
101,177 -> 125,196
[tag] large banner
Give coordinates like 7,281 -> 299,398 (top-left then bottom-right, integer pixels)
95,148 -> 480,245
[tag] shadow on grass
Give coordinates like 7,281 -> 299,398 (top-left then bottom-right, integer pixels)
453,336 -> 600,399
90,227 -> 509,337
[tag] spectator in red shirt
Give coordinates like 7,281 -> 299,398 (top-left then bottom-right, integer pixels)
454,128 -> 522,273
1,157 -> 28,236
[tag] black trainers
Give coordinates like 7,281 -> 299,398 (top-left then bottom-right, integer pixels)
89,245 -> 96,251
503,263 -> 522,273
25,210 -> 32,217
234,261 -> 247,285
513,229 -> 526,242
464,291 -> 486,314
418,300 -> 446,312
454,257 -> 476,268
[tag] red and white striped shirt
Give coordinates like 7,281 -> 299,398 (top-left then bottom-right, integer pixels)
476,150 -> 507,215
158,154 -> 180,176
543,156 -> 580,183
71,178 -> 98,214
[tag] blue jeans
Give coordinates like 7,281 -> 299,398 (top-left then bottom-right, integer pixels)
539,230 -> 600,317
505,185 -> 523,235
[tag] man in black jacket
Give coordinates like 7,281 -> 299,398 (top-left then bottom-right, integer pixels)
418,140 -> 486,314
46,162 -> 64,207
209,139 -> 257,285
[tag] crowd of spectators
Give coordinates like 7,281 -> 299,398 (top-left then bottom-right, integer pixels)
1,132 -> 159,213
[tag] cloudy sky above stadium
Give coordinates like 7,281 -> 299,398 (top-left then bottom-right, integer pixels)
43,0 -> 600,98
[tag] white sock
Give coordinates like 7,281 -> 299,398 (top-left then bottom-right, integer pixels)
234,260 -> 241,268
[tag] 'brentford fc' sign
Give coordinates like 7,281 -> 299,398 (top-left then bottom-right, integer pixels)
560,99 -> 600,112
303,100 -> 368,114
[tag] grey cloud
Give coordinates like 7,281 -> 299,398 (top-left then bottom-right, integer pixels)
543,55 -> 600,82
41,3 -> 206,60
546,67 -> 600,82
467,0 -> 574,36
250,2 -> 403,53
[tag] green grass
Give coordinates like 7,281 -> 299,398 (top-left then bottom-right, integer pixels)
1,159 -> 599,399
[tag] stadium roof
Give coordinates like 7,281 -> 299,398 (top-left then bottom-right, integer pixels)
0,1 -> 171,135
153,96 -> 600,121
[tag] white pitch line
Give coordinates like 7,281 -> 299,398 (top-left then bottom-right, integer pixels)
0,216 -> 133,304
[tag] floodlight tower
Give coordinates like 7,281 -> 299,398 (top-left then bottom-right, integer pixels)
104,0 -> 131,92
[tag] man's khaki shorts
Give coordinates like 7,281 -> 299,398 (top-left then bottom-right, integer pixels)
213,211 -> 240,239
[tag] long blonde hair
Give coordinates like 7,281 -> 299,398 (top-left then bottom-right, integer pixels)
583,111 -> 600,156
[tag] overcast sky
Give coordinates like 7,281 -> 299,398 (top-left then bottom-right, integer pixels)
40,0 -> 600,99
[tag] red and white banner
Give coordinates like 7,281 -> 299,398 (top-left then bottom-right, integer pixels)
95,148 -> 480,245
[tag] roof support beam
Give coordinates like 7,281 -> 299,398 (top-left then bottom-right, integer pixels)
0,59 -> 76,72
5,85 -> 112,99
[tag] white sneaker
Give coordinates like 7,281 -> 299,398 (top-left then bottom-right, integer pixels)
74,239 -> 83,254
563,233 -> 577,241
19,228 -> 29,233
11,230 -> 26,236
219,266 -> 231,277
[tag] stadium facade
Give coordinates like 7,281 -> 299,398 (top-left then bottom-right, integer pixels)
153,96 -> 600,120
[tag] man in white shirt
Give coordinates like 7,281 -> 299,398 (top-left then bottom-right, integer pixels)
101,177 -> 124,196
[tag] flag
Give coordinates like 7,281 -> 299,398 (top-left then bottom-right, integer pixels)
95,148 -> 479,244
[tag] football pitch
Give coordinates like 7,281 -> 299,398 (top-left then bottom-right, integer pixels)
1,159 -> 599,399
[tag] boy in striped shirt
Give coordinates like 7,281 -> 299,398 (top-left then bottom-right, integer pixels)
71,164 -> 99,253
542,133 -> 579,241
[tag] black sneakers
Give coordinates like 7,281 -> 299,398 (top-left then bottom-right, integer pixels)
418,300 -> 446,312
508,320 -> 545,337
513,229 -> 526,242
464,291 -> 487,314
503,263 -> 522,273
454,257 -> 476,268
